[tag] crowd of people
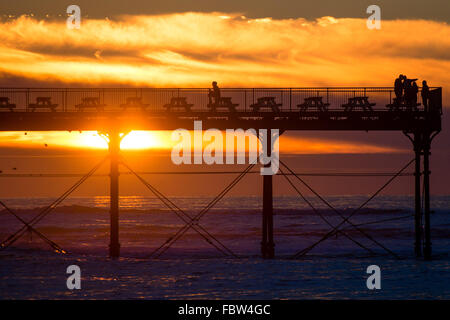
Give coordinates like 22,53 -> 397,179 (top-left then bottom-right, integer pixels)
394,75 -> 430,110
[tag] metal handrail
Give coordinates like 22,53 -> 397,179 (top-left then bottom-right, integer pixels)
0,87 -> 442,113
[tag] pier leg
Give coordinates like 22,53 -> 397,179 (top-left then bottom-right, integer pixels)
109,131 -> 121,258
423,135 -> 432,260
413,134 -> 422,257
262,171 -> 274,259
261,184 -> 267,258
261,131 -> 274,259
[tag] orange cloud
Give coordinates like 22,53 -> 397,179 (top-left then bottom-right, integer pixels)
0,13 -> 448,107
0,130 -> 401,155
0,13 -> 446,154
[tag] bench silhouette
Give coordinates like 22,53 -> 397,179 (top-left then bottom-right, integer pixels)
0,97 -> 16,111
164,97 -> 193,112
298,97 -> 329,112
120,97 -> 149,110
207,97 -> 239,112
29,97 -> 58,112
387,98 -> 421,112
342,96 -> 376,112
75,97 -> 106,111
250,97 -> 282,112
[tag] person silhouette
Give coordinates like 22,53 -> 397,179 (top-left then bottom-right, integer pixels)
411,81 -> 419,108
403,76 -> 418,110
211,81 -> 221,105
403,79 -> 414,110
394,74 -> 404,103
411,81 -> 419,109
422,80 -> 430,111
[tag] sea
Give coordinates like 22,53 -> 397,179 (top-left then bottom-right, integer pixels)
0,195 -> 449,299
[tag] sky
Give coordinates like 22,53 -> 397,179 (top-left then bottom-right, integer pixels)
1,0 -> 450,21
0,0 -> 449,196
1,12 -> 450,90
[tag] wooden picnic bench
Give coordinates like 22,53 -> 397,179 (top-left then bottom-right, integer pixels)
0,97 -> 16,111
342,96 -> 376,112
297,96 -> 329,112
207,97 -> 239,112
29,97 -> 58,112
250,97 -> 282,112
75,97 -> 106,111
120,97 -> 149,110
163,97 -> 193,112
387,98 -> 421,112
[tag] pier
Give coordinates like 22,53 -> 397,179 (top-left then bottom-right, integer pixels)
0,87 -> 443,260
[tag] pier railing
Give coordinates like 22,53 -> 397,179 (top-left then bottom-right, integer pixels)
0,87 -> 441,113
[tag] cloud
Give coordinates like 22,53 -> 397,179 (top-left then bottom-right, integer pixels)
0,13 -> 447,153
0,13 -> 448,99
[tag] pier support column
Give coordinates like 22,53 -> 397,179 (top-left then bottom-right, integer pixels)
413,134 -> 422,257
261,130 -> 274,259
262,170 -> 274,259
408,130 -> 437,260
423,135 -> 432,260
109,131 -> 121,258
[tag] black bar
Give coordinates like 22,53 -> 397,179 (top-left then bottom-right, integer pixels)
1,300 -> 448,316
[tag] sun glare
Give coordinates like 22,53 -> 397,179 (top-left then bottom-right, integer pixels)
78,131 -> 170,150
0,130 -> 400,153
120,131 -> 167,150
77,132 -> 109,149
15,131 -> 173,150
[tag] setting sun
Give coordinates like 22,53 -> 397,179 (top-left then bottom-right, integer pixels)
0,0 -> 449,302
0,130 -> 173,150
76,131 -> 172,150
120,131 -> 169,150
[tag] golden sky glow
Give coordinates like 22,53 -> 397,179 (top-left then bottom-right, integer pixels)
0,131 -> 399,154
1,13 -> 449,94
0,131 -> 167,150
0,13 -> 448,152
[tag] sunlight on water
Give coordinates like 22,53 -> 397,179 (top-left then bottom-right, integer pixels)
0,195 -> 449,299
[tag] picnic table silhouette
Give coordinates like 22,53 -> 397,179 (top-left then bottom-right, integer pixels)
297,96 -> 329,112
29,97 -> 58,112
387,98 -> 421,112
342,96 -> 375,112
75,97 -> 106,111
164,97 -> 193,112
120,97 -> 149,111
207,96 -> 239,112
0,97 -> 16,111
250,97 -> 282,112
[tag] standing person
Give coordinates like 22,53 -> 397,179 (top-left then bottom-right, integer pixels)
212,81 -> 221,105
422,80 -> 430,111
412,81 -> 419,109
403,77 -> 418,110
394,74 -> 404,103
403,78 -> 412,109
